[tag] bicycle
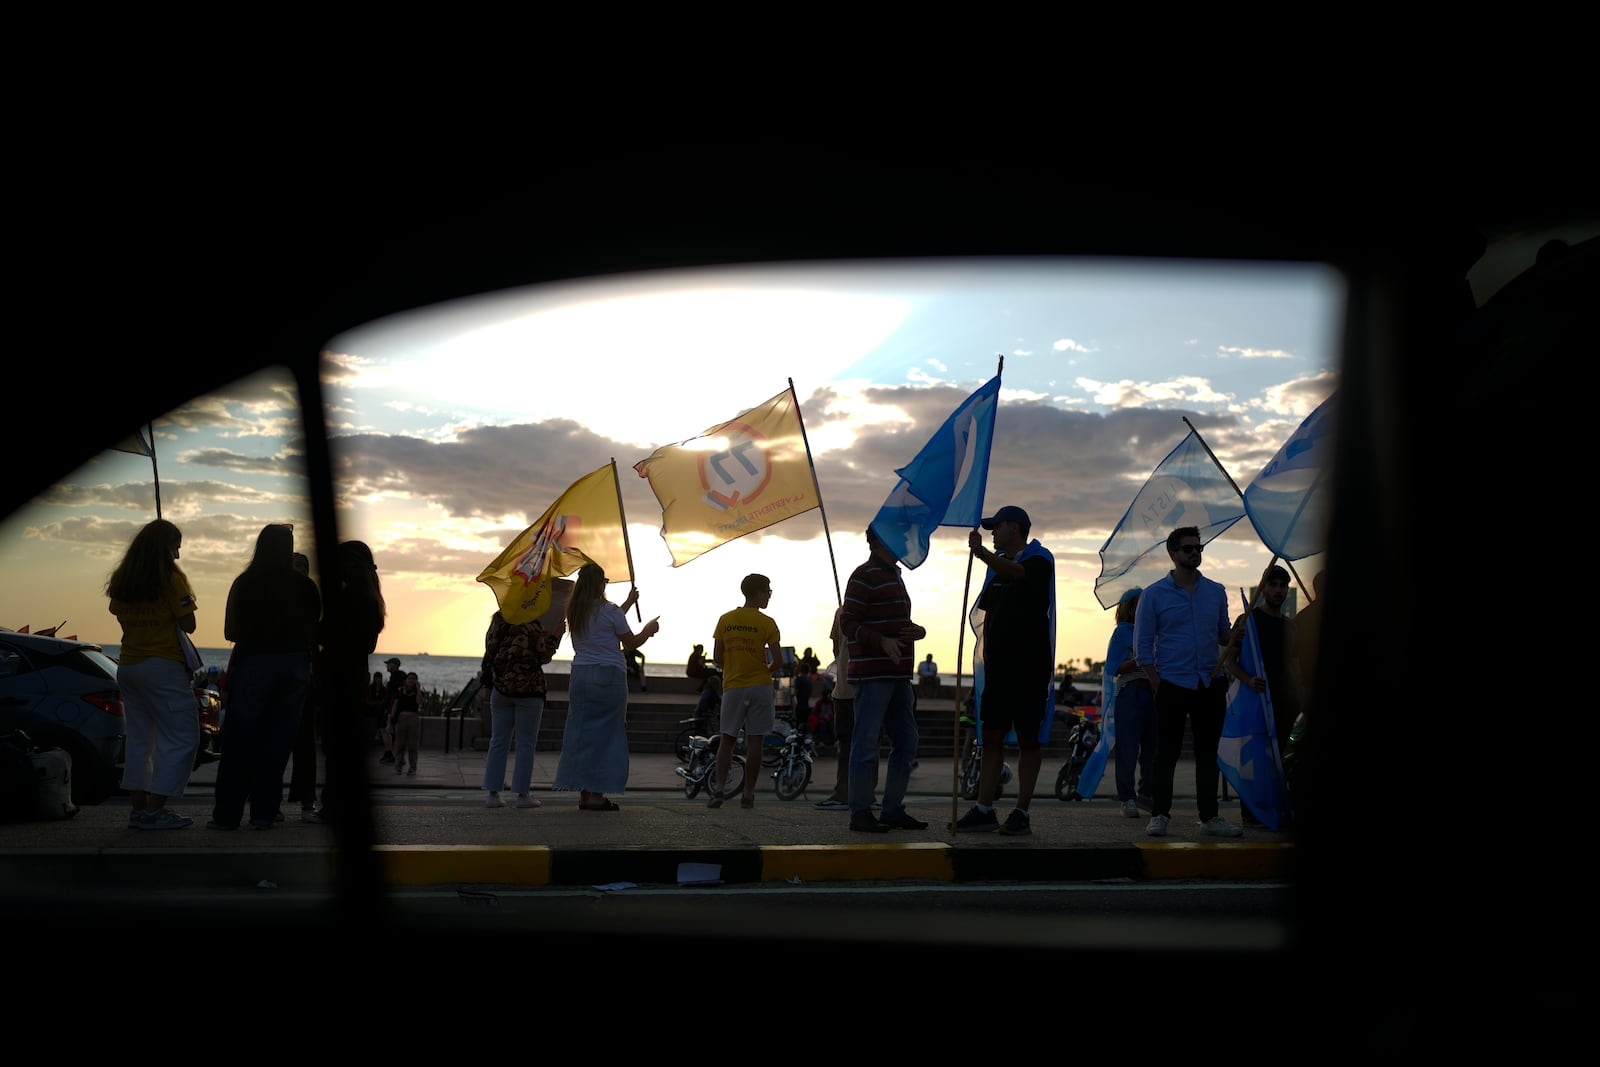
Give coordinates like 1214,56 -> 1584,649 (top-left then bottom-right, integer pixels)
956,711 -> 1010,801
674,732 -> 745,800
1053,705 -> 1102,801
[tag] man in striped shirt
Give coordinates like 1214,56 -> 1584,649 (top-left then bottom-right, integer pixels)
839,527 -> 929,833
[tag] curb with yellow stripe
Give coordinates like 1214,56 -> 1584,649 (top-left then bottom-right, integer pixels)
377,841 -> 1292,886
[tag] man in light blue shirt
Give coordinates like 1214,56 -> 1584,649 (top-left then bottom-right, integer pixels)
1132,526 -> 1243,838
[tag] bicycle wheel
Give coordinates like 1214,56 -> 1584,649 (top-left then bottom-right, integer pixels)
683,760 -> 702,799
773,755 -> 811,800
959,751 -> 980,800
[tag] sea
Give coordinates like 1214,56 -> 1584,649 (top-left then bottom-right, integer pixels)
99,645 -> 655,698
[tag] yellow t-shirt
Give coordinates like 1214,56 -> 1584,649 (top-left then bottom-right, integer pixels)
713,605 -> 780,690
110,570 -> 197,667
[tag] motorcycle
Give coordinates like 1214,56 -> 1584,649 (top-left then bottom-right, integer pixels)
771,723 -> 816,800
674,732 -> 745,800
1053,706 -> 1102,801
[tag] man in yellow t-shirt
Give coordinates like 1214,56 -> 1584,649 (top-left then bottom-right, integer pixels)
708,573 -> 783,810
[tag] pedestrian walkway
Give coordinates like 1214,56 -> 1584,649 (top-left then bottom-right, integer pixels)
0,743 -> 1293,895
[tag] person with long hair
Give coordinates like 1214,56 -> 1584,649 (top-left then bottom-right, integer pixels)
307,540 -> 386,824
1104,587 -> 1155,818
207,524 -> 320,830
554,562 -> 658,811
105,517 -> 201,830
480,609 -> 563,808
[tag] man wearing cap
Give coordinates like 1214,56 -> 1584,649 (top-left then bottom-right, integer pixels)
957,505 -> 1056,835
1134,526 -> 1242,838
379,656 -> 403,764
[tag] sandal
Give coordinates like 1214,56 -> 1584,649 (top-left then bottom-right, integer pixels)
579,799 -> 620,811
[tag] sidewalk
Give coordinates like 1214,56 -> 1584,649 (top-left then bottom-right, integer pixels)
0,742 -> 1293,894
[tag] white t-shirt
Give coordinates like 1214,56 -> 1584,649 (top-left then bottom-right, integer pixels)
569,601 -> 632,671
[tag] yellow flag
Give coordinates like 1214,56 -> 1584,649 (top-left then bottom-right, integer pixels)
477,463 -> 633,623
633,388 -> 819,566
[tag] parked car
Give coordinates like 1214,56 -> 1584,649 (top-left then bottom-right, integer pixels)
0,629 -> 124,805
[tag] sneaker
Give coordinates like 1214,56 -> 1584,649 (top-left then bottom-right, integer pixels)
127,810 -> 148,829
849,811 -> 890,833
406,767 -> 416,776
139,808 -> 193,831
1122,799 -> 1140,818
814,797 -> 849,810
706,792 -> 724,809
996,810 -> 1031,836
1146,814 -> 1170,837
954,806 -> 999,833
485,794 -> 505,808
380,752 -> 395,764
1199,815 -> 1243,837
740,795 -> 755,809
880,811 -> 928,830
515,795 -> 540,809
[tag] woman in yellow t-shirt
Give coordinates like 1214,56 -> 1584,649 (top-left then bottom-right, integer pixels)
106,518 -> 201,831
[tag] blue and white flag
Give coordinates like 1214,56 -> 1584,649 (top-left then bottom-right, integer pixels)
1094,428 -> 1246,609
969,539 -> 1056,745
1072,695 -> 1112,800
1243,391 -> 1337,562
870,375 -> 1000,569
1218,612 -> 1290,831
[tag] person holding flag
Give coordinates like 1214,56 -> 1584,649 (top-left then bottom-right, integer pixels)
1221,564 -> 1299,828
956,505 -> 1055,836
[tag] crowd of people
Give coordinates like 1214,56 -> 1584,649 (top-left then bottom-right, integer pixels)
106,504 -> 1316,840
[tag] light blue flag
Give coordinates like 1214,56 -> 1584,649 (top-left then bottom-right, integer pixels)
1218,612 -> 1290,831
969,539 -> 1056,745
1072,687 -> 1113,799
1094,428 -> 1246,609
1243,391 -> 1337,562
870,375 -> 1001,569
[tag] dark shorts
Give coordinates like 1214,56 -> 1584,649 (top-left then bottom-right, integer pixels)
979,669 -> 1049,741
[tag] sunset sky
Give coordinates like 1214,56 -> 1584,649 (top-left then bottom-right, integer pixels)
3,256 -> 1349,676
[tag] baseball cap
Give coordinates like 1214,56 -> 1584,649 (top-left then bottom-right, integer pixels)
980,505 -> 1031,530
385,657 -> 401,666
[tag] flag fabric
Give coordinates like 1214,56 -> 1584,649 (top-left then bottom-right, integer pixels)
1218,612 -> 1291,831
968,539 -> 1056,745
476,463 -> 632,624
633,388 -> 818,567
112,428 -> 153,458
1094,429 -> 1246,609
1074,698 -> 1112,800
870,375 -> 1000,569
1243,391 -> 1337,561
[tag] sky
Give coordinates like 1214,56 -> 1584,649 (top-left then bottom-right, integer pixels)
2,255 -> 1350,677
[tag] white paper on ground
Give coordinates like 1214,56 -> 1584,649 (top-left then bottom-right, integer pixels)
677,862 -> 722,886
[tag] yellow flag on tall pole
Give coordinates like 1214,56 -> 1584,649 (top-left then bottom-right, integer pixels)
633,386 -> 819,567
477,462 -> 633,623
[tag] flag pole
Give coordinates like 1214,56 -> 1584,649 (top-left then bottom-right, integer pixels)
147,421 -> 162,520
789,378 -> 842,608
949,354 -> 1003,835
609,458 -> 642,621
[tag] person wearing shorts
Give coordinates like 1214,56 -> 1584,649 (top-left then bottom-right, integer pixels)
707,574 -> 783,810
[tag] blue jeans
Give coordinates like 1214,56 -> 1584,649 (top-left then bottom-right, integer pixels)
213,651 -> 310,827
1113,682 -> 1156,802
483,689 -> 545,795
849,679 -> 918,819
